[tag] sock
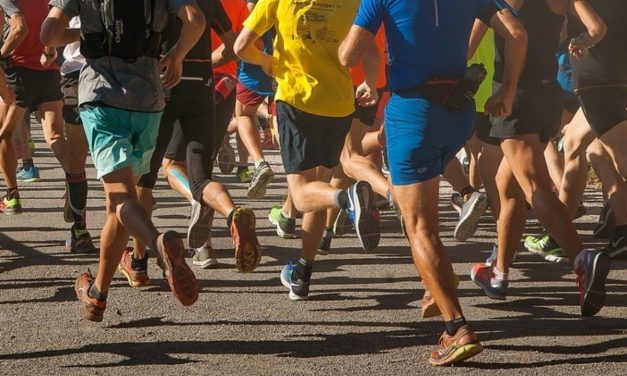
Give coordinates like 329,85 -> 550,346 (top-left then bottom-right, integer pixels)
459,185 -> 475,199
296,258 -> 314,282
334,190 -> 350,210
386,190 -> 394,206
280,209 -> 292,219
254,159 -> 265,169
22,159 -> 34,169
66,172 -> 88,230
444,317 -> 467,336
226,208 -> 236,228
323,227 -> 333,238
88,284 -> 107,301
492,266 -> 508,283
6,188 -> 18,199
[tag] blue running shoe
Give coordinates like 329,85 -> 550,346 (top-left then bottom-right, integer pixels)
575,250 -> 610,317
280,261 -> 310,301
470,263 -> 507,300
16,166 -> 41,182
346,181 -> 380,251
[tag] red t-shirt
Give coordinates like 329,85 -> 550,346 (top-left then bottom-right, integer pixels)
10,0 -> 58,71
350,28 -> 387,88
211,0 -> 249,78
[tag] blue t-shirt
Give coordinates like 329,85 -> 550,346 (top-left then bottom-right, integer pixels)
238,27 -> 275,96
353,0 -> 496,91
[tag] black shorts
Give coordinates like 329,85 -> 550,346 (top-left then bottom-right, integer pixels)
276,101 -> 352,173
474,112 -> 499,146
489,81 -> 563,143
577,86 -> 627,137
61,71 -> 81,125
354,88 -> 384,126
6,67 -> 63,110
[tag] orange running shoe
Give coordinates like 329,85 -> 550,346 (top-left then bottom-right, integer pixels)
75,272 -> 106,322
118,247 -> 150,287
230,207 -> 262,273
429,325 -> 483,366
156,231 -> 199,306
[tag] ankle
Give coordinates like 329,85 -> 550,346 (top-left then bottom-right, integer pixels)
89,283 -> 107,301
444,317 -> 467,336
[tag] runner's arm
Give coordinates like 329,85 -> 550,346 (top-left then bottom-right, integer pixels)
569,0 -> 606,59
234,27 -> 273,76
339,25 -> 380,106
211,32 -> 237,68
1,11 -> 28,58
40,7 -> 79,47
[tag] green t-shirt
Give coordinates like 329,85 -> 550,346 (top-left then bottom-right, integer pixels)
469,30 -> 495,113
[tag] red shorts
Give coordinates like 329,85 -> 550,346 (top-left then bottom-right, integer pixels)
236,82 -> 268,108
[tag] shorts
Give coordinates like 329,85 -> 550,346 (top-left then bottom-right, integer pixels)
6,67 -> 63,110
276,101 -> 352,173
577,86 -> 627,137
489,81 -> 563,143
61,71 -> 81,125
354,88 -> 384,126
80,105 -> 162,179
236,82 -> 271,108
385,92 -> 475,186
474,112 -> 499,145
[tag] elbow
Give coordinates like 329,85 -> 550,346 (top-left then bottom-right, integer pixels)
192,14 -> 206,32
233,36 -> 246,60
39,22 -> 56,47
15,23 -> 29,40
510,26 -> 528,48
589,22 -> 607,41
338,49 -> 357,68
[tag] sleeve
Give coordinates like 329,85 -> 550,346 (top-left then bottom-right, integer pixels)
353,0 -> 384,35
0,0 -> 22,16
211,0 -> 232,36
242,0 -> 276,37
478,0 -> 517,26
48,0 -> 80,18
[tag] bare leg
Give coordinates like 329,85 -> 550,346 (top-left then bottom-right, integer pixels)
0,103 -> 26,190
544,141 -> 564,192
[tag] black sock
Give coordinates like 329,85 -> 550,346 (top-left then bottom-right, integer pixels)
88,284 -> 107,301
614,224 -> 627,237
295,258 -> 313,282
445,317 -> 467,336
6,188 -> 18,199
459,186 -> 475,198
22,159 -> 34,169
323,227 -> 333,238
334,190 -> 350,210
227,208 -> 236,228
236,165 -> 248,174
66,172 -> 88,230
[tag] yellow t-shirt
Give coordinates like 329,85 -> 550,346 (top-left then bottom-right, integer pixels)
243,0 -> 359,117
468,29 -> 495,113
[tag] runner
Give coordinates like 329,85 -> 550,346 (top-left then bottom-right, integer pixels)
235,0 -> 380,302
43,0 -> 206,321
341,0 -> 527,366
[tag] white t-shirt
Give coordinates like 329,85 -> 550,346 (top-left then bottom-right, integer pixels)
60,17 -> 84,76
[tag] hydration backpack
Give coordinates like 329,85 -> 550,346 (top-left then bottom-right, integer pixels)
81,0 -> 162,61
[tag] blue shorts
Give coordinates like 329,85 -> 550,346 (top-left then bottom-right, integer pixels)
80,105 -> 162,179
385,93 -> 475,186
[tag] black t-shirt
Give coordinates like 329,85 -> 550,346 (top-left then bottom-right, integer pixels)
163,0 -> 231,80
572,0 -> 627,89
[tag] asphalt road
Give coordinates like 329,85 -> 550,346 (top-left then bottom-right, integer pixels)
1,127 -> 625,375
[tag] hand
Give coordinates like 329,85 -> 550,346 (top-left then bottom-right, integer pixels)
40,49 -> 57,68
355,81 -> 378,107
569,36 -> 589,60
485,88 -> 514,117
158,52 -> 184,90
0,86 -> 15,105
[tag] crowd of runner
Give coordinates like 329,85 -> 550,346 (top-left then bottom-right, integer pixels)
0,0 -> 625,367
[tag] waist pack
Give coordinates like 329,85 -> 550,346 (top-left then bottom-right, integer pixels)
81,0 -> 162,61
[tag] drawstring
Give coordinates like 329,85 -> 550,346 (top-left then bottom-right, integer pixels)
434,0 -> 440,27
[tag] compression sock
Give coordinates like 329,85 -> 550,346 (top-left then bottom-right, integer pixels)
334,190 -> 350,210
22,159 -> 34,169
66,172 -> 88,232
89,284 -> 107,301
445,317 -> 467,336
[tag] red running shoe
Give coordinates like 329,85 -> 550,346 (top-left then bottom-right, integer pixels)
75,272 -> 106,322
156,231 -> 199,306
230,207 -> 262,273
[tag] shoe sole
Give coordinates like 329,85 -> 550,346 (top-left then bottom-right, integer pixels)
75,279 -> 105,322
429,343 -> 484,366
117,265 -> 150,288
17,178 -> 42,183
231,208 -> 262,273
351,182 -> 380,251
582,252 -> 610,317
280,269 -> 309,301
247,168 -> 274,199
158,231 -> 199,306
1,208 -> 22,215
187,202 -> 212,249
454,194 -> 487,242
193,258 -> 218,269
267,213 -> 298,239
317,248 -> 329,256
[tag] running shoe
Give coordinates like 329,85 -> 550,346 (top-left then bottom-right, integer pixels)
192,245 -> 218,269
470,263 -> 507,300
236,168 -> 253,183
16,166 -> 41,182
66,226 -> 97,254
317,229 -> 333,256
593,202 -> 615,239
187,201 -> 213,249
605,232 -> 627,260
485,244 -> 518,267
75,271 -> 106,322
217,137 -> 235,174
575,250 -> 610,317
247,161 -> 274,199
453,191 -> 488,242
230,207 -> 262,272
280,261 -> 310,301
346,181 -> 380,251
420,274 -> 460,318
524,235 -> 568,263
268,206 -> 297,239
429,325 -> 483,366
332,209 -> 352,236
155,231 -> 199,306
0,194 -> 22,215
118,247 -> 150,287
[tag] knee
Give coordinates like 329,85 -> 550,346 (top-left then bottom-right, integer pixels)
563,132 -> 586,161
105,192 -> 133,214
